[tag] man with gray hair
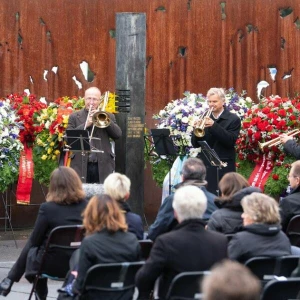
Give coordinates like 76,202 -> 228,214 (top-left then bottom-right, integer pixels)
148,157 -> 217,241
136,185 -> 227,299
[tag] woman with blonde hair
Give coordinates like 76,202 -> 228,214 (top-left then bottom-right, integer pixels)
73,194 -> 140,297
0,167 -> 87,299
228,192 -> 291,263
103,172 -> 144,239
207,172 -> 261,234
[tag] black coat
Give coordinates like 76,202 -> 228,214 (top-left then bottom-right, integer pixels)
67,109 -> 122,183
283,139 -> 300,159
136,219 -> 228,299
191,108 -> 241,194
207,187 -> 261,234
279,185 -> 300,232
74,229 -> 140,295
228,223 -> 291,263
8,200 -> 87,282
119,201 -> 144,240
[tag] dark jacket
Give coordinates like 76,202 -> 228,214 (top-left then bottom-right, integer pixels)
136,219 -> 228,299
147,180 -> 218,241
67,109 -> 122,183
119,201 -> 144,240
74,229 -> 140,295
191,108 -> 241,194
8,200 -> 87,282
280,185 -> 300,232
284,139 -> 300,159
207,186 -> 261,234
228,223 -> 291,263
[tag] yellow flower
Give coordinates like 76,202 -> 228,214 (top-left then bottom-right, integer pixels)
54,150 -> 60,155
41,155 -> 47,160
47,148 -> 53,154
50,142 -> 55,147
52,155 -> 57,160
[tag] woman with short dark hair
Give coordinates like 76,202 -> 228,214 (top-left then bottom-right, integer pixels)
0,167 -> 87,299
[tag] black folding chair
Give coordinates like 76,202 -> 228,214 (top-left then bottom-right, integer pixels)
28,225 -> 85,300
165,271 -> 210,300
286,215 -> 300,247
261,278 -> 300,300
80,261 -> 145,300
244,257 -> 278,286
276,255 -> 300,277
139,240 -> 153,260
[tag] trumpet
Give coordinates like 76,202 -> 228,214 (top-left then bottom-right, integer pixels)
258,129 -> 300,151
193,107 -> 213,137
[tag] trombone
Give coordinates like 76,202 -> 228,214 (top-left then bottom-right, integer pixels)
258,129 -> 300,151
193,107 -> 213,137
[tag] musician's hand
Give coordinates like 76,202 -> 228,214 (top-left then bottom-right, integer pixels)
280,134 -> 293,144
204,117 -> 214,127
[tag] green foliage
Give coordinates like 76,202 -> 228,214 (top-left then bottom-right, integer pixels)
0,149 -> 20,192
33,147 -> 58,186
236,158 -> 254,180
149,159 -> 173,188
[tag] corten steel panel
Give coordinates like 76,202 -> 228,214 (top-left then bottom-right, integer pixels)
1,0 -> 300,226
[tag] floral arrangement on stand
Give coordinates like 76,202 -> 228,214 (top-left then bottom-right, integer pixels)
147,88 -> 251,187
236,95 -> 300,197
0,100 -> 23,192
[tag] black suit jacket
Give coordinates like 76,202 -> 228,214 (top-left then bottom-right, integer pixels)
191,108 -> 241,194
135,219 -> 228,299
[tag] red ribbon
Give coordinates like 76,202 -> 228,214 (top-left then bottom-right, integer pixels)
16,145 -> 34,205
248,154 -> 273,191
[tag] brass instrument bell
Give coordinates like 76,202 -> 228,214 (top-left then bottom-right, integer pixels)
193,107 -> 213,137
92,111 -> 111,128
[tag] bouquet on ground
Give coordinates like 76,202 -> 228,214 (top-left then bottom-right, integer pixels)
0,100 -> 23,192
236,95 -> 300,196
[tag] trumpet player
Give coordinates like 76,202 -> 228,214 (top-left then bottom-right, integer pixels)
191,88 -> 241,194
67,87 -> 122,184
280,132 -> 300,159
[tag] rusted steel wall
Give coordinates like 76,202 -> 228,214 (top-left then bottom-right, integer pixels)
1,0 -> 300,226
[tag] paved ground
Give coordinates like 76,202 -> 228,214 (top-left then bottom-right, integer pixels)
0,231 -> 61,299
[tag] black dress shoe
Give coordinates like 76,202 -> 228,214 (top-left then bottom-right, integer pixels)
0,277 -> 13,296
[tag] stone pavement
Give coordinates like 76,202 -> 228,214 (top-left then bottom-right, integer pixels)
0,231 -> 61,299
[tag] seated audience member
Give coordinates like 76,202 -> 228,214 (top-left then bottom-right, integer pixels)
135,185 -> 227,299
72,194 -> 140,298
279,160 -> 300,232
0,167 -> 87,299
228,193 -> 291,263
207,172 -> 261,234
103,172 -> 144,239
147,157 -> 218,241
202,260 -> 261,300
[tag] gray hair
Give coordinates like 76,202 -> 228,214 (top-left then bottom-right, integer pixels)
103,172 -> 131,201
172,185 -> 207,222
181,158 -> 206,182
207,87 -> 226,102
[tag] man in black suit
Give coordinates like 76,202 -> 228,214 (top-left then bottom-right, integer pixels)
280,160 -> 300,231
135,185 -> 227,299
191,87 -> 241,194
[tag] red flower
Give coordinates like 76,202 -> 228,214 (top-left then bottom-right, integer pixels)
278,109 -> 286,117
272,174 -> 279,180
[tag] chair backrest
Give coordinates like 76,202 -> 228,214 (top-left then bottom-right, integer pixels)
165,271 -> 210,300
275,255 -> 300,277
139,240 -> 153,260
38,225 -> 85,278
244,257 -> 277,284
81,261 -> 145,299
261,278 -> 300,300
286,215 -> 300,247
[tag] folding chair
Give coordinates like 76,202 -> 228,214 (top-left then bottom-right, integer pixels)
244,257 -> 278,286
165,271 -> 210,300
276,255 -> 300,277
80,261 -> 145,300
139,240 -> 153,260
286,215 -> 300,247
28,225 -> 85,300
261,278 -> 300,300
